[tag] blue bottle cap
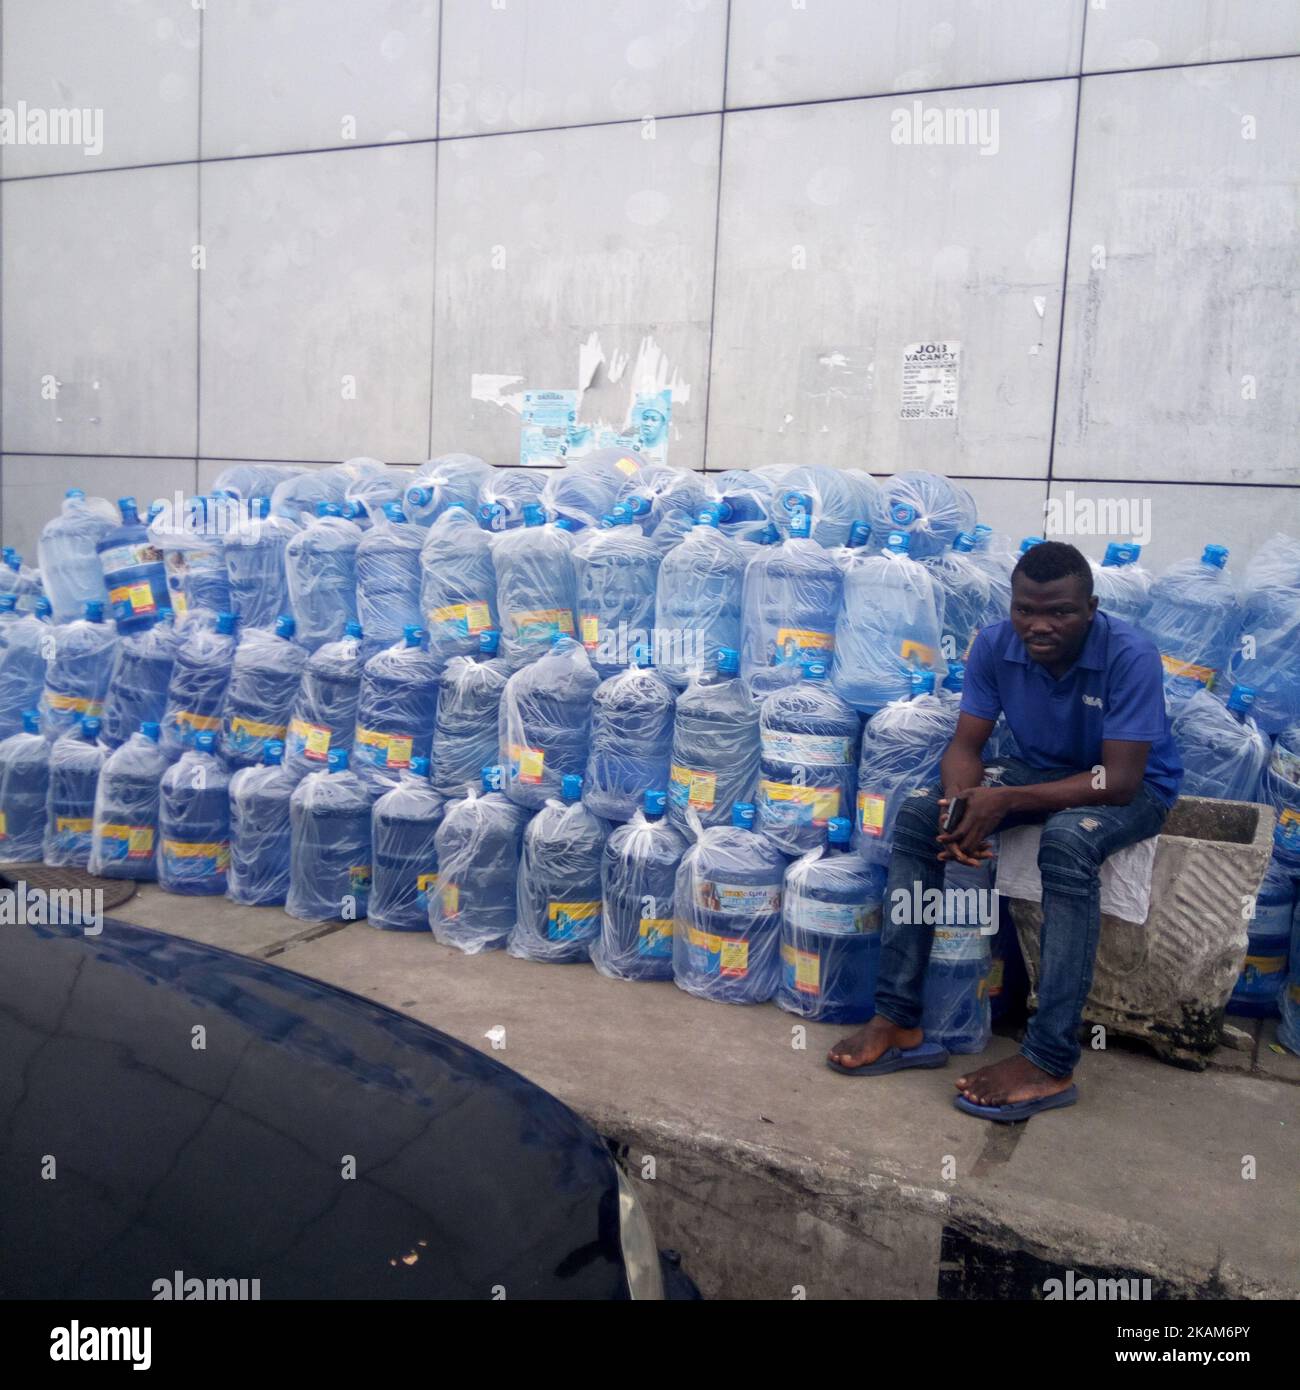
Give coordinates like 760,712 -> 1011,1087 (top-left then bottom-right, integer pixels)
827,816 -> 851,847
1227,684 -> 1256,714
263,740 -> 284,766
597,514 -> 617,530
82,716 -> 102,739
974,523 -> 993,539
1102,541 -> 1141,567
327,748 -> 349,773
756,523 -> 781,546
117,496 -> 139,519
315,500 -> 340,517
554,516 -> 575,532
21,709 -> 40,734
911,669 -> 936,695
478,629 -> 500,657
953,531 -> 976,552
801,659 -> 828,680
341,500 -> 367,522
344,620 -> 363,639
1019,536 -> 1044,553
195,731 -> 216,754
481,765 -> 503,792
889,500 -> 919,526
1202,543 -> 1229,569
943,662 -> 965,693
140,720 -> 161,741
383,501 -> 407,524
562,773 -> 583,801
407,485 -> 433,508
731,802 -> 756,830
886,531 -> 911,554
613,502 -> 638,525
256,496 -> 273,519
35,596 -> 52,618
848,521 -> 871,548
275,614 -> 295,640
695,506 -> 722,528
403,625 -> 424,647
644,789 -> 667,817
84,600 -> 105,622
479,501 -> 505,530
215,611 -> 236,635
4,554 -> 19,572
410,755 -> 431,776
0,595 -> 14,612
782,490 -> 814,518
632,643 -> 652,668
789,509 -> 812,540
66,487 -> 86,499
717,647 -> 739,676
522,502 -> 545,527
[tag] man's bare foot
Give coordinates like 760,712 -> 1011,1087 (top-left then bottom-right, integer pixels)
827,1015 -> 923,1070
954,1053 -> 1072,1106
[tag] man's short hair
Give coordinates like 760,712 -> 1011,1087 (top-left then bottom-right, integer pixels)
1012,540 -> 1094,598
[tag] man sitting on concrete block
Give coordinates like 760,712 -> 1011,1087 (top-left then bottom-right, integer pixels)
827,539 -> 1183,1121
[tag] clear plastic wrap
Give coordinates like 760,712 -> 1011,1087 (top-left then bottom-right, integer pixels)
355,503 -> 424,653
768,466 -> 875,549
95,497 -> 169,633
353,627 -> 442,790
1171,686 -> 1269,803
757,665 -> 860,856
402,453 -> 492,528
220,615 -> 309,770
1229,857 -> 1294,1018
7,552 -> 46,615
667,649 -> 760,834
89,723 -> 168,879
38,488 -> 115,622
270,458 -> 388,525
969,524 -> 1016,627
286,750 -> 375,920
1278,867 -> 1300,1055
492,505 -> 578,670
654,513 -> 745,688
161,611 -> 237,758
284,503 -> 362,651
429,770 -> 529,953
43,717 -> 107,867
711,468 -> 777,544
419,504 -> 499,664
149,495 -> 232,620
158,732 -> 231,896
285,622 -> 365,777
212,463 -> 305,502
921,532 -> 992,661
224,498 -> 296,630
831,532 -> 947,714
509,776 -> 611,963
1141,544 -> 1238,690
1263,723 -> 1300,869
1090,542 -> 1152,629
430,636 -> 509,798
343,462 -> 413,521
0,711 -> 51,861
739,506 -> 843,678
476,467 -> 547,532
867,471 -> 978,560
853,682 -> 957,863
542,449 -> 645,531
227,740 -> 298,906
573,515 -> 660,679
618,466 -> 713,552
499,636 -> 599,810
920,862 -> 993,1052
777,829 -> 888,1023
585,659 -> 676,821
41,603 -> 119,741
671,804 -> 787,1004
592,794 -> 689,981
368,757 -> 444,931
1219,533 -> 1300,734
0,599 -> 50,740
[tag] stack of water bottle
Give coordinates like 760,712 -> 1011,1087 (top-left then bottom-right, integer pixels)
0,459 -> 1296,1055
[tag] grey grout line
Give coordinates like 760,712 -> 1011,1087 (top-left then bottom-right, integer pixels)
426,0 -> 444,462
194,0 -> 204,476
698,0 -> 732,475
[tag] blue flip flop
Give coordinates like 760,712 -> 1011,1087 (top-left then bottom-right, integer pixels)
952,1085 -> 1079,1123
826,1041 -> 950,1077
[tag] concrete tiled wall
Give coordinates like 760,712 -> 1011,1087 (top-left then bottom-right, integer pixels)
1,0 -> 1296,570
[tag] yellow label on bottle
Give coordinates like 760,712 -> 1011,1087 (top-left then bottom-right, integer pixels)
614,455 -> 639,476
670,764 -> 717,810
781,942 -> 822,995
580,615 -> 599,648
175,710 -> 221,733
639,917 -> 672,949
1244,954 -> 1285,976
109,581 -> 157,615
356,727 -> 413,769
162,839 -> 230,869
231,715 -> 287,741
900,639 -> 936,666
56,817 -> 93,834
509,743 -> 545,784
513,608 -> 574,640
1159,653 -> 1215,686
417,872 -> 439,894
0,811 -> 7,838
719,937 -> 750,978
290,718 -> 331,761
774,627 -> 833,653
760,779 -> 840,824
857,791 -> 886,837
102,823 -> 155,858
47,692 -> 93,714
442,882 -> 459,918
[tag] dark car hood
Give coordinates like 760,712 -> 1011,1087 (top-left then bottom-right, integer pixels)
0,917 -> 628,1299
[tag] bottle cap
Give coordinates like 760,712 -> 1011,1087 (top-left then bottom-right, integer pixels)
1102,541 -> 1141,567
911,669 -> 936,695
731,802 -> 756,829
828,816 -> 851,847
801,660 -> 828,680
21,709 -> 40,735
942,662 -> 965,693
554,516 -> 575,532
341,500 -> 366,522
562,773 -> 583,801
410,755 -> 431,776
1227,684 -> 1256,714
644,789 -> 667,817
263,740 -> 284,766
1202,543 -> 1229,569
383,501 -> 407,524
84,600 -> 105,622
479,501 -> 505,530
117,496 -> 139,519
953,531 -> 976,552
407,485 -> 433,509
695,506 -> 722,528
481,765 -> 503,792
327,748 -> 349,773
274,614 -> 295,640
624,496 -> 651,518
66,487 -> 86,499
479,629 -> 500,657
717,647 -> 739,676
403,625 -> 424,647
35,596 -> 52,618
315,500 -> 338,517
886,531 -> 910,554
522,502 -> 545,527
140,720 -> 161,741
889,499 -> 919,526
82,716 -> 102,739
848,521 -> 871,548
215,611 -> 236,635
1019,536 -> 1044,553
195,731 -> 216,754
344,620 -> 363,639
0,595 -> 14,612
789,509 -> 812,540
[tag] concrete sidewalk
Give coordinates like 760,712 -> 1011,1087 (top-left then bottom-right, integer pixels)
113,884 -> 1300,1300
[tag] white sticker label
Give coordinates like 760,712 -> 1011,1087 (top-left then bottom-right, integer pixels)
900,341 -> 960,420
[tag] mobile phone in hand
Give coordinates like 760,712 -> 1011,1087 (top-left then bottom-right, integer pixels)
942,797 -> 967,834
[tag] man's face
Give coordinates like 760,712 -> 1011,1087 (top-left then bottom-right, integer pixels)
1009,572 -> 1097,667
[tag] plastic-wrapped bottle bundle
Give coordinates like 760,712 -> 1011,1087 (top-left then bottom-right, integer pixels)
366,755 -> 444,931
853,672 -> 956,862
654,510 -> 745,688
151,495 -> 234,621
493,503 -> 578,669
710,469 -> 776,544
922,531 -> 992,662
938,660 -> 965,712
500,636 -> 599,810
354,502 -> 424,655
619,468 -> 713,553
1228,858 -> 1294,1019
672,803 -> 786,1005
220,615 -> 309,770
38,488 -> 114,621
42,716 -> 107,867
668,647 -> 760,834
542,449 -> 644,532
286,748 -> 375,920
161,610 -> 237,758
267,459 -> 376,525
776,817 -> 888,1023
227,739 -> 298,907
574,511 -> 660,679
212,463 -> 304,503
419,503 -> 499,664
1263,723 -> 1300,869
921,862 -> 994,1053
158,732 -> 231,896
223,497 -> 296,631
285,621 -> 365,777
430,766 -> 529,953
867,471 -> 977,560
1171,685 -> 1269,803
1090,542 -> 1152,628
476,467 -> 546,532
0,551 -> 17,602
1219,534 -> 1300,735
756,661 -> 860,856
96,497 -> 169,633
510,773 -> 611,963
6,551 -> 46,615
88,722 -> 167,879
969,523 -> 1015,626
430,631 -> 508,798
0,595 -> 51,739
1278,874 -> 1300,1055
585,652 -> 676,821
353,626 -> 442,790
284,502 -> 362,651
767,466 -> 871,549
1142,544 -> 1238,691
832,531 -> 946,715
403,453 -> 492,528
740,498 -> 843,680
41,600 -> 119,741
0,710 -> 51,861
592,790 -> 689,982
344,463 -> 414,524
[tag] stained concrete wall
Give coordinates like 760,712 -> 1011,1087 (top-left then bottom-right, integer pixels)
1,1 -> 1297,566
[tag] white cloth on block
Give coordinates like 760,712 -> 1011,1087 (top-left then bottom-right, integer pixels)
993,823 -> 1159,924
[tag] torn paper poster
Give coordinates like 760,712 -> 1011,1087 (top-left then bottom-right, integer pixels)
520,389 -> 579,467
900,341 -> 960,421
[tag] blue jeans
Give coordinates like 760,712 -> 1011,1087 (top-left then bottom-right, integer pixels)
874,757 -> 1170,1077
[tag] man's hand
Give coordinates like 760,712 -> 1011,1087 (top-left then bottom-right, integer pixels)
937,785 -> 1009,865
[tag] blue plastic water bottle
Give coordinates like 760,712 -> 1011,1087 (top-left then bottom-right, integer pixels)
224,497 -> 295,631
499,635 -> 600,810
284,501 -> 361,651
41,600 -> 119,741
221,614 -> 308,770
419,503 -> 499,663
43,715 -> 106,867
574,508 -> 661,679
369,755 -> 445,931
430,630 -> 507,798
227,738 -> 298,906
353,625 -> 442,790
653,509 -> 745,688
158,731 -> 231,896
356,502 -> 424,653
286,748 -> 375,921
96,497 -> 169,633
0,595 -> 51,739
38,488 -> 113,622
0,710 -> 51,860
667,647 -> 760,833
285,621 -> 366,777
161,610 -> 237,758
88,721 -> 168,879
585,648 -> 676,822
1142,543 -> 1238,691
493,502 -> 579,669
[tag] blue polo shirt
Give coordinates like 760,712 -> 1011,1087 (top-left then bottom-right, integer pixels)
961,612 -> 1183,806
